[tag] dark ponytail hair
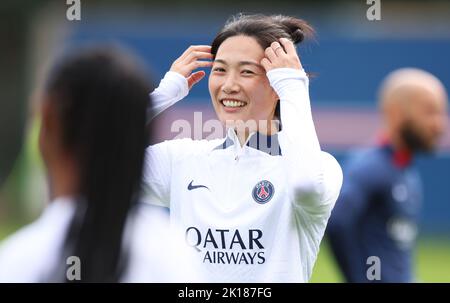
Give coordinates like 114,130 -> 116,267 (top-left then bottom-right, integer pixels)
211,13 -> 314,57
44,46 -> 152,282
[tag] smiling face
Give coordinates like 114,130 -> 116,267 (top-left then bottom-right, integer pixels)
208,35 -> 279,132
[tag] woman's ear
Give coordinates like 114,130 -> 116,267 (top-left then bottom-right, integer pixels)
39,97 -> 60,160
271,88 -> 279,103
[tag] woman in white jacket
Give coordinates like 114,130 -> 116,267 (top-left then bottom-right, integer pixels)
144,14 -> 343,282
0,47 -> 195,283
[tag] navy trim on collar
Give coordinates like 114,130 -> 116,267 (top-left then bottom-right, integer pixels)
214,132 -> 282,156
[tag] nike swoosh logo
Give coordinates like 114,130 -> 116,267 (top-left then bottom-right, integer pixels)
188,180 -> 209,191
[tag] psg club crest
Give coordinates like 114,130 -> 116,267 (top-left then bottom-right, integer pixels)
252,180 -> 275,204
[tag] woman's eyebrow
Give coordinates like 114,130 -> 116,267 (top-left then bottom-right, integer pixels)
213,59 -> 227,65
239,61 -> 264,69
214,59 -> 263,69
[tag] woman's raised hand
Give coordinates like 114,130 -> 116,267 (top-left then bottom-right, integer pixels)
261,38 -> 303,72
170,45 -> 213,89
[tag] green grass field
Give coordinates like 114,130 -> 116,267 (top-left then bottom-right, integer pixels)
0,222 -> 26,242
1,222 -> 449,282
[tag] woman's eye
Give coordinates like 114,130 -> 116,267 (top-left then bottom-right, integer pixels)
213,67 -> 225,72
242,70 -> 255,74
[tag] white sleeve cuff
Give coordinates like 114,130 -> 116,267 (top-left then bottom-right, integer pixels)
148,71 -> 190,119
157,71 -> 189,100
266,68 -> 308,97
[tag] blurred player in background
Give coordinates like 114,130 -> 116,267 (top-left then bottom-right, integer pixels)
144,14 -> 342,282
327,68 -> 448,282
0,46 -> 195,282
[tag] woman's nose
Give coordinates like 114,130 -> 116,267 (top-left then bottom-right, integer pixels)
222,74 -> 240,94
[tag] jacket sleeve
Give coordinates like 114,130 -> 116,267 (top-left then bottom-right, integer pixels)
141,71 -> 189,207
267,68 -> 343,219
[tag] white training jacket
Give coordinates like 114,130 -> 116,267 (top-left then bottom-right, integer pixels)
143,68 -> 343,282
0,197 -> 197,283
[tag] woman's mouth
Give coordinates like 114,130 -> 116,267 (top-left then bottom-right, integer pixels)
220,99 -> 247,108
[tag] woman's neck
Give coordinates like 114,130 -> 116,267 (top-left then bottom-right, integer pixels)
235,120 -> 280,146
47,156 -> 79,200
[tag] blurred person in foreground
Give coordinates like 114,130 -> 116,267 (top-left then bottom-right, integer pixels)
0,46 -> 195,282
327,68 -> 448,282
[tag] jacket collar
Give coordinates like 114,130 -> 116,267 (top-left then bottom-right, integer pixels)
377,133 -> 413,168
214,128 -> 282,156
